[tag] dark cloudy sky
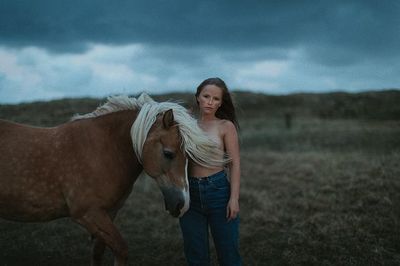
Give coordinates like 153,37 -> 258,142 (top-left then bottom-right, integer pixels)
0,0 -> 399,103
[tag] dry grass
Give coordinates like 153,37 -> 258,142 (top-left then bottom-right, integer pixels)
239,150 -> 400,265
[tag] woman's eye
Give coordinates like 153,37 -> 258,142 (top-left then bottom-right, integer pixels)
163,150 -> 175,160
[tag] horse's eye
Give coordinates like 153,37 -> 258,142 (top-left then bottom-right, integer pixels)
163,150 -> 175,160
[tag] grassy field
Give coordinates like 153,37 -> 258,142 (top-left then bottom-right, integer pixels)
0,91 -> 399,265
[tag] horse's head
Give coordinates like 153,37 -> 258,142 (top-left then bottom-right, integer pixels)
141,109 -> 189,217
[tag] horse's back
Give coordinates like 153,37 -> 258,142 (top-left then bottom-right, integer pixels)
0,119 -> 56,167
0,118 -> 52,139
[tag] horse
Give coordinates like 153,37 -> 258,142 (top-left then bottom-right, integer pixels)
0,93 -> 225,266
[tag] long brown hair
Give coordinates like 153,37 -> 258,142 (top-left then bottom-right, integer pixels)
195,77 -> 239,130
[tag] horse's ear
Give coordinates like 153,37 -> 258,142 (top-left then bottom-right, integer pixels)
162,109 -> 174,129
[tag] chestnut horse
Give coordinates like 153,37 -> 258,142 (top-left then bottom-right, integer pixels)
0,93 -> 224,266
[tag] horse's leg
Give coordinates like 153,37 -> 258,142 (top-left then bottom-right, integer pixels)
90,210 -> 118,266
74,208 -> 128,266
91,238 -> 106,266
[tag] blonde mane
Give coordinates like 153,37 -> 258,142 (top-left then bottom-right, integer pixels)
73,93 -> 226,168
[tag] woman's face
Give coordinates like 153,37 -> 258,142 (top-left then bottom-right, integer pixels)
197,84 -> 223,116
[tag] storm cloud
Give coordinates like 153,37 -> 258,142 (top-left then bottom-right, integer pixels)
0,0 -> 399,103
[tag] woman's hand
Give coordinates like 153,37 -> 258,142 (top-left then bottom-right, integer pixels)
226,198 -> 240,221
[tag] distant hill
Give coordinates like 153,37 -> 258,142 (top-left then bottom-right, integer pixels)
0,90 -> 399,127
231,89 -> 400,120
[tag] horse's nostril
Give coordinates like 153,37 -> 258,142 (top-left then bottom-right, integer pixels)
169,201 -> 184,218
176,200 -> 184,213
161,186 -> 186,217
173,199 -> 185,217
168,200 -> 184,218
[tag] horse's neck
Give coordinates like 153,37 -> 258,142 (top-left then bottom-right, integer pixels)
74,110 -> 143,207
88,109 -> 143,174
93,110 -> 138,139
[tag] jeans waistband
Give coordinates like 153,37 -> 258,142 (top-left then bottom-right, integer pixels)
189,170 -> 226,181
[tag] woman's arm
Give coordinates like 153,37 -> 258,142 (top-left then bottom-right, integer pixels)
223,120 -> 241,221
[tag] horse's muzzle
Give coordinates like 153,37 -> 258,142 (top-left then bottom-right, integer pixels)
160,186 -> 188,218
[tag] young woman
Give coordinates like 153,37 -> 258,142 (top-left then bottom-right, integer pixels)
179,77 -> 242,266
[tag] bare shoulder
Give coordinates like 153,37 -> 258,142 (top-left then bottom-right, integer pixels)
219,120 -> 240,155
219,119 -> 237,135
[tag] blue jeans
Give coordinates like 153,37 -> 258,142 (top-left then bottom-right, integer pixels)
179,170 -> 242,266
